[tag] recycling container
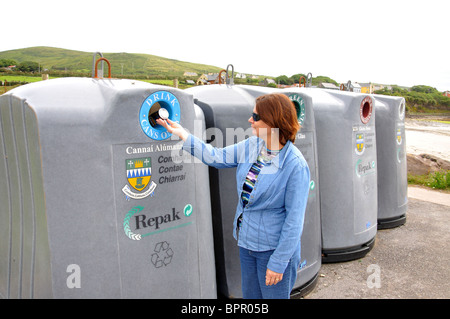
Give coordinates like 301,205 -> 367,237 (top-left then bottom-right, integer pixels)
185,83 -> 321,298
0,77 -> 216,298
373,94 -> 407,228
312,89 -> 377,263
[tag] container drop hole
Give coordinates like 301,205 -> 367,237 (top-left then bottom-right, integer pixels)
362,101 -> 371,119
148,101 -> 171,128
291,100 -> 301,120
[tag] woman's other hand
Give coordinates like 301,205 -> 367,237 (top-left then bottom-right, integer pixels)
265,268 -> 283,286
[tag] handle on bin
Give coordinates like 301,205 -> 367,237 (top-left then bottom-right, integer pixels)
306,72 -> 313,87
218,69 -> 226,84
347,80 -> 352,92
299,76 -> 306,87
226,64 -> 234,85
92,52 -> 103,77
94,58 -> 112,79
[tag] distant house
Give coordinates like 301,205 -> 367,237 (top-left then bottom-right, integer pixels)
186,80 -> 195,85
184,72 -> 198,77
318,82 -> 339,90
371,83 -> 392,92
443,91 -> 450,97
261,78 -> 276,86
235,73 -> 247,79
357,82 -> 372,94
339,81 -> 361,92
196,73 -> 224,85
349,82 -> 361,93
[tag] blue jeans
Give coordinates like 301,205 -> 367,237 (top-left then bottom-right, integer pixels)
239,246 -> 300,299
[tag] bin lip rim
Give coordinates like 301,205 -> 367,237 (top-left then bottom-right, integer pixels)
360,96 -> 373,124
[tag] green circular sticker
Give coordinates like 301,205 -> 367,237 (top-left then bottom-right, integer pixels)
184,204 -> 193,217
288,93 -> 306,126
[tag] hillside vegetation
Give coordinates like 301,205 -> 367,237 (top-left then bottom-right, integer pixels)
375,85 -> 450,113
0,46 -> 223,78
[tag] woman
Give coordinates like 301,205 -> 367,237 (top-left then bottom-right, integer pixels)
157,93 -> 310,299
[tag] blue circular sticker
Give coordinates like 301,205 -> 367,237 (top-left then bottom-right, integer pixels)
139,91 -> 181,140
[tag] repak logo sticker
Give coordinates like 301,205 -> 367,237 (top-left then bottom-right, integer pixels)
123,205 -> 193,240
355,159 -> 376,177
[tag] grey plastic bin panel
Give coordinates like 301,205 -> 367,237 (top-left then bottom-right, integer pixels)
0,78 -> 216,299
312,89 -> 377,261
281,88 -> 321,293
0,96 -> 52,298
187,84 -> 254,298
186,84 -> 321,298
373,95 -> 407,228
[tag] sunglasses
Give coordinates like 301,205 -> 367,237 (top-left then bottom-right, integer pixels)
252,112 -> 261,121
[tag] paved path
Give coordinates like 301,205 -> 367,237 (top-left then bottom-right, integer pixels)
408,186 -> 450,207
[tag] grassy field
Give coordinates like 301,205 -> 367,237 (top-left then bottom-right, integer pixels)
0,75 -> 194,94
1,75 -> 52,83
1,75 -> 47,93
1,75 -> 175,84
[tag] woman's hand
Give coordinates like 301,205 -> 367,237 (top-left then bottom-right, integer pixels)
265,268 -> 283,286
156,118 -> 189,141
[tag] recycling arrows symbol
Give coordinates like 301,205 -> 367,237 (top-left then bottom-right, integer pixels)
151,241 -> 173,268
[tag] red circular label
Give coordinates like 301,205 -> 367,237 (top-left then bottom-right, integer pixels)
360,96 -> 373,124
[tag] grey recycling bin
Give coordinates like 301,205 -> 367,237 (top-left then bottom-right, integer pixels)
373,94 -> 407,229
185,83 -> 321,298
312,89 -> 377,263
0,77 -> 216,298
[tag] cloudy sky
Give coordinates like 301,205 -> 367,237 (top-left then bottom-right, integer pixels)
2,0 -> 449,91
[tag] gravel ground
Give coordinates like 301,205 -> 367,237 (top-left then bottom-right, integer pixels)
301,194 -> 449,299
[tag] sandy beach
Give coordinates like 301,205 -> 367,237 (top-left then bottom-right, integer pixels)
405,117 -> 450,161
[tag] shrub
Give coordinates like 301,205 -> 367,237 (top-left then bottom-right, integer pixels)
430,170 -> 450,189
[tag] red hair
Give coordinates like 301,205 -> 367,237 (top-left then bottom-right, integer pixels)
255,93 -> 300,145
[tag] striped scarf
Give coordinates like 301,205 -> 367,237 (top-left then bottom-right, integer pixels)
241,147 -> 280,208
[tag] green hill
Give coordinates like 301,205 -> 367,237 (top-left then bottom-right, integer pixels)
0,46 -> 223,78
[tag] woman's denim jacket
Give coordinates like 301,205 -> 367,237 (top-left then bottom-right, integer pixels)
183,134 -> 310,274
